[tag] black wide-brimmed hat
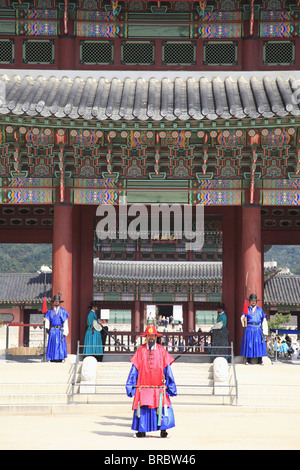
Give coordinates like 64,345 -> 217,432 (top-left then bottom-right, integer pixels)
89,300 -> 98,309
52,294 -> 64,303
249,293 -> 259,301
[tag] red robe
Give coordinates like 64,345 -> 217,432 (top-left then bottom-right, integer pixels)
130,343 -> 174,410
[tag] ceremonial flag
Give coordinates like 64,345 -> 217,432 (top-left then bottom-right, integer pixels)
242,298 -> 248,315
42,294 -> 48,314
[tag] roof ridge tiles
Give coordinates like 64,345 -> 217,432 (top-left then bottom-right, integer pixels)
1,74 -> 299,122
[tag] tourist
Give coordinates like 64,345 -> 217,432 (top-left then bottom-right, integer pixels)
178,334 -> 186,352
210,302 -> 229,360
126,325 -> 177,438
44,294 -> 69,362
273,336 -> 281,356
83,301 -> 103,361
278,339 -> 289,357
188,329 -> 197,351
240,293 -> 268,365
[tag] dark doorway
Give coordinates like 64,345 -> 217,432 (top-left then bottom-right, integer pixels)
158,305 -> 173,319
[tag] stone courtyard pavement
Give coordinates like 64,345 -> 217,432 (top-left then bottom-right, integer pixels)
0,405 -> 299,451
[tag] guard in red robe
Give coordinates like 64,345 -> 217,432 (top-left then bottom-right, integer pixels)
126,325 -> 177,438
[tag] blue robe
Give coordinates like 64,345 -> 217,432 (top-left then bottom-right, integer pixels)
126,363 -> 177,433
240,306 -> 267,358
45,307 -> 69,361
83,309 -> 103,357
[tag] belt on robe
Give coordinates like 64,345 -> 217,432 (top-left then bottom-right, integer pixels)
248,323 -> 261,325
134,385 -> 165,389
134,384 -> 167,424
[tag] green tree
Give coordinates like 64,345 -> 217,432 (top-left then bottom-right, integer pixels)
268,313 -> 291,332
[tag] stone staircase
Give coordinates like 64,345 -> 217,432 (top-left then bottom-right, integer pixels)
0,361 -> 76,413
72,361 -> 237,407
235,361 -> 300,408
0,356 -> 299,415
0,357 -> 236,414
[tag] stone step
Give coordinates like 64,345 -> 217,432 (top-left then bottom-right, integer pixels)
0,363 -> 76,384
71,392 -> 233,406
0,361 -> 227,409
238,394 -> 300,407
0,393 -> 71,405
238,384 -> 300,396
2,359 -> 300,413
0,402 -> 253,417
0,383 -> 73,394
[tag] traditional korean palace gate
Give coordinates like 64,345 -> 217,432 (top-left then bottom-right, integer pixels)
1,72 -> 299,354
0,0 -> 299,355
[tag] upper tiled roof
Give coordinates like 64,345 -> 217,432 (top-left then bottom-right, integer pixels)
0,272 -> 52,303
93,259 -> 222,280
264,273 -> 300,306
1,73 -> 300,122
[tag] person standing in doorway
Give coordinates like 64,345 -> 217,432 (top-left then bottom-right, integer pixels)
240,293 -> 268,365
210,302 -> 229,360
83,301 -> 103,361
44,294 -> 69,362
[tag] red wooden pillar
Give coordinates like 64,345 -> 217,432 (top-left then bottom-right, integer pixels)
236,204 -> 262,351
71,205 -> 81,353
52,203 -> 73,353
222,207 -> 236,347
187,300 -> 194,333
19,307 -> 25,347
79,206 -> 97,345
242,205 -> 262,304
235,207 -> 244,354
134,300 -> 141,335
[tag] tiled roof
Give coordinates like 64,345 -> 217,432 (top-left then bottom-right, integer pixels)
93,260 -> 222,281
0,272 -> 52,303
1,74 -> 299,121
264,273 -> 300,306
1,265 -> 299,306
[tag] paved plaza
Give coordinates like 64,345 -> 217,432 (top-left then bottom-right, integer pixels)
0,405 -> 299,451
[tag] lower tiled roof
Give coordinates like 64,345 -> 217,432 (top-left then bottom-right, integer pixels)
1,264 -> 299,306
264,273 -> 300,306
0,272 -> 51,303
93,260 -> 222,281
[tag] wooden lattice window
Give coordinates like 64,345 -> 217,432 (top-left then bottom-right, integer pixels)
23,39 -> 55,64
263,40 -> 295,65
162,41 -> 196,65
121,41 -> 155,65
80,40 -> 114,65
0,39 -> 14,63
203,41 -> 238,65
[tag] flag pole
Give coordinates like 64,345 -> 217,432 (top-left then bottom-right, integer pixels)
242,273 -> 248,364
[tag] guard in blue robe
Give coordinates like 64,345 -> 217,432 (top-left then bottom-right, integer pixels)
240,293 -> 267,364
45,294 -> 69,362
83,301 -> 103,360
